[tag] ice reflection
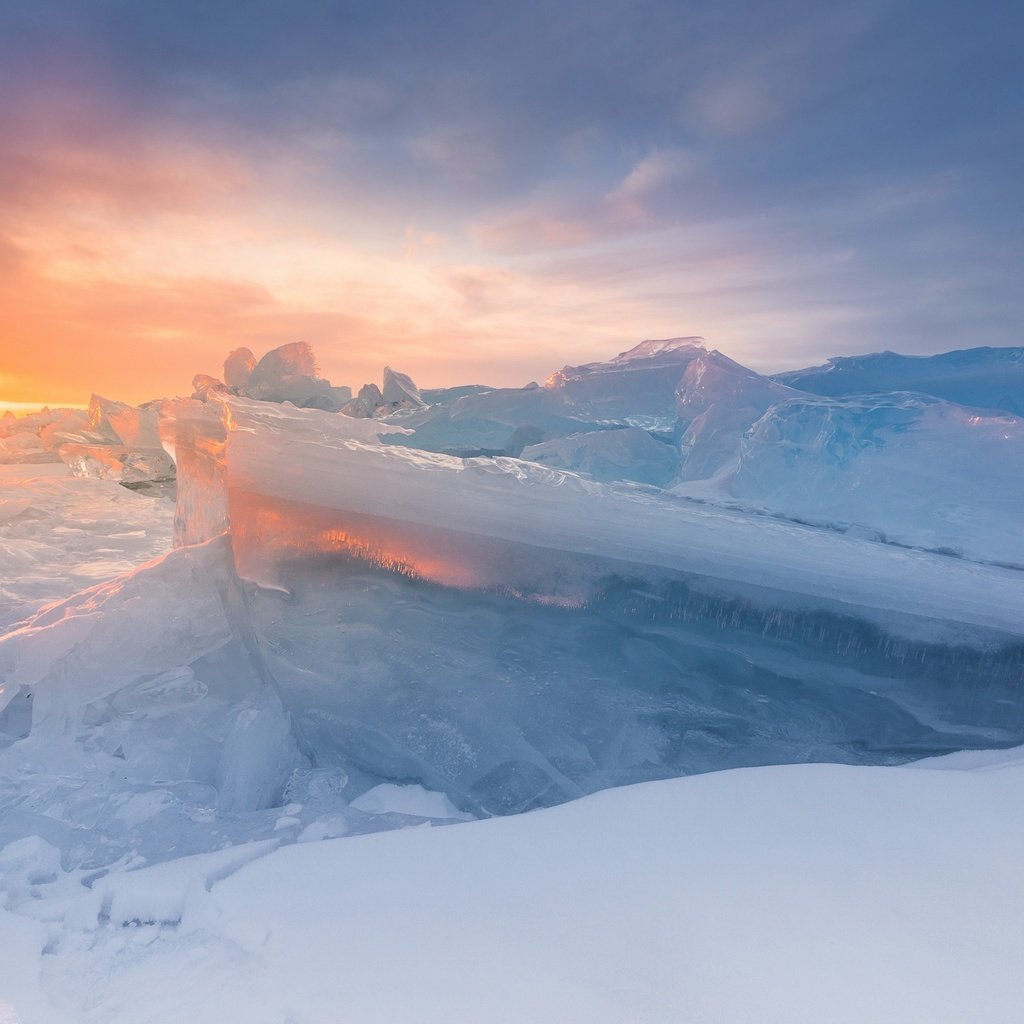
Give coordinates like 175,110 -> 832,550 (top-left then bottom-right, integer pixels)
229,489 -> 592,607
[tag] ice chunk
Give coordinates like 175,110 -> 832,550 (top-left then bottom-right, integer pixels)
675,350 -> 800,481
160,398 -> 236,546
774,346 -> 1024,416
58,443 -> 175,484
343,382 -> 386,418
250,341 -> 318,384
381,367 -> 427,409
731,393 -> 1024,564
545,337 -> 706,424
224,347 -> 257,389
192,373 -> 230,400
37,409 -> 95,450
236,342 -> 350,410
0,432 -> 47,463
377,386 -> 598,455
89,394 -> 162,448
521,426 -> 680,485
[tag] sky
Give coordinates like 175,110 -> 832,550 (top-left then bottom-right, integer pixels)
0,0 -> 1020,407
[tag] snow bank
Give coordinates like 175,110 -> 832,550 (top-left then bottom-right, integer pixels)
4,750 -> 1023,1024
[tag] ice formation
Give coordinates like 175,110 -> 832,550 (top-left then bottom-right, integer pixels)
2,377 -> 1022,875
520,426 -> 680,485
774,345 -> 1024,415
0,336 -> 1022,901
194,341 -> 353,411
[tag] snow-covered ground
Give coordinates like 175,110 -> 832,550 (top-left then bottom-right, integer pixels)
2,748 -> 1023,1024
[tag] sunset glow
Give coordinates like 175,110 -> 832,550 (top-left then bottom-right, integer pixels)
1,2 -> 1020,406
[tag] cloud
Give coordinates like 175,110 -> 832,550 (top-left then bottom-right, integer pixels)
470,147 -> 701,253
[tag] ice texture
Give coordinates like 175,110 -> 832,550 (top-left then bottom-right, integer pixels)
546,336 -> 706,425
377,338 -> 704,457
89,394 -> 163,449
520,426 -> 680,485
2,340 -> 1023,891
0,463 -> 173,629
774,346 -> 1024,415
729,393 -> 1024,565
675,349 -> 799,480
58,442 -> 175,484
380,366 -> 426,408
243,341 -> 352,409
3,392 -> 1020,877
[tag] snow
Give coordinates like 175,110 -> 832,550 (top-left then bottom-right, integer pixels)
2,750 -> 1023,1023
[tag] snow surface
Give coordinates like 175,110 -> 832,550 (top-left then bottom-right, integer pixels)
2,749 -> 1023,1023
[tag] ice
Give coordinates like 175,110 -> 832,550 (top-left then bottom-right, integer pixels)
520,426 -> 680,485
242,341 -> 352,410
728,393 -> 1024,565
545,336 -> 706,426
774,346 -> 1024,415
380,366 -> 427,409
88,394 -> 162,449
349,783 -> 472,819
0,431 -> 47,463
342,381 -> 386,418
675,349 -> 799,481
223,347 -> 257,389
0,463 -> 173,629
375,338 -> 704,457
57,443 -> 175,485
2,392 -> 1019,876
380,383 -> 597,455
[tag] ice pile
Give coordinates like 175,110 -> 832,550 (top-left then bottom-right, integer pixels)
0,397 -> 175,486
671,346 -> 1024,565
369,338 -> 702,459
2,383 -> 1022,875
194,341 -> 353,410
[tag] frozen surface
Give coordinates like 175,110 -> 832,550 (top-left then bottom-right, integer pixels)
774,346 -> 1024,415
2,394 -> 1020,886
2,750 -> 1024,1023
0,464 -> 173,630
